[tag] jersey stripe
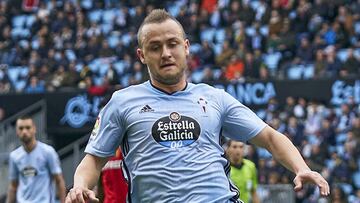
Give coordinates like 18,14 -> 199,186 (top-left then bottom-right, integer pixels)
122,132 -> 129,156
122,161 -> 132,203
222,154 -> 241,202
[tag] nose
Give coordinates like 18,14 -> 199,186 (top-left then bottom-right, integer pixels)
161,45 -> 172,59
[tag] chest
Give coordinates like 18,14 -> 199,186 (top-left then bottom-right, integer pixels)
123,95 -> 222,149
15,152 -> 49,178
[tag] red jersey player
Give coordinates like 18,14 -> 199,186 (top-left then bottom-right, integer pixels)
98,148 -> 128,203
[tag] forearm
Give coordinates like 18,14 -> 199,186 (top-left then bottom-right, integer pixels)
252,190 -> 260,203
251,126 -> 310,174
73,154 -> 106,189
269,132 -> 310,173
6,185 -> 16,203
55,175 -> 67,203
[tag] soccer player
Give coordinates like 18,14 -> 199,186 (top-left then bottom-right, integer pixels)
6,116 -> 66,203
97,148 -> 128,203
65,9 -> 329,203
227,141 -> 259,203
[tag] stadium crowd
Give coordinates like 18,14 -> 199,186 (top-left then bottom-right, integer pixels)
1,0 -> 360,202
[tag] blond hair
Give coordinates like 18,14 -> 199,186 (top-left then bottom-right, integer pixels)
137,9 -> 186,48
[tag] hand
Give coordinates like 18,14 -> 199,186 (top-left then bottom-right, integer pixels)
293,170 -> 330,196
65,187 -> 99,203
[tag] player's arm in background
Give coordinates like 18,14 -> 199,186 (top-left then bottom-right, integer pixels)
65,154 -> 108,203
252,189 -> 260,203
5,180 -> 17,203
6,154 -> 18,203
54,173 -> 66,203
96,173 -> 105,202
251,164 -> 260,203
48,147 -> 67,203
249,126 -> 330,196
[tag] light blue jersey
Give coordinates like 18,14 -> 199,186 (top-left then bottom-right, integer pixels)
9,141 -> 62,203
85,81 -> 267,203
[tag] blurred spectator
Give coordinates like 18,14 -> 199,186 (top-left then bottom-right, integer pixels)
62,62 -> 80,88
340,48 -> 360,78
296,37 -> 314,64
330,186 -> 349,203
198,41 -> 215,66
331,152 -> 352,183
314,49 -> 327,78
318,119 -> 336,146
50,65 -> 66,90
225,55 -> 244,81
0,107 -> 5,121
304,102 -> 322,142
201,66 -> 215,84
24,76 -> 45,94
216,41 -> 235,66
246,26 -> 266,52
335,104 -> 356,137
352,117 -> 360,144
284,116 -> 304,146
307,144 -> 327,173
324,45 -> 342,78
243,51 -> 261,79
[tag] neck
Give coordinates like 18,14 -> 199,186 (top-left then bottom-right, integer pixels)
151,77 -> 187,94
23,140 -> 37,153
231,157 -> 243,167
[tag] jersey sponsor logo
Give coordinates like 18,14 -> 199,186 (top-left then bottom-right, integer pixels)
21,166 -> 37,177
139,105 -> 155,113
151,112 -> 201,148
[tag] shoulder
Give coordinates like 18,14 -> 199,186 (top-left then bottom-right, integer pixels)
37,142 -> 57,154
110,83 -> 149,102
9,146 -> 24,160
113,83 -> 148,96
190,83 -> 222,92
189,83 -> 226,98
243,159 -> 256,169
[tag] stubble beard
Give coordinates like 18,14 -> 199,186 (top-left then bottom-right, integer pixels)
149,66 -> 186,85
20,135 -> 33,145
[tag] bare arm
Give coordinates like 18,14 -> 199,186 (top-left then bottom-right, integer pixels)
54,174 -> 66,203
65,154 -> 108,203
251,189 -> 260,203
6,180 -> 17,203
249,126 -> 330,196
250,126 -> 309,173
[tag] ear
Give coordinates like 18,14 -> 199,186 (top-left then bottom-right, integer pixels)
137,48 -> 146,64
184,39 -> 190,56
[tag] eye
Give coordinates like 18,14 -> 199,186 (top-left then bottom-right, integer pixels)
169,41 -> 178,48
150,46 -> 159,51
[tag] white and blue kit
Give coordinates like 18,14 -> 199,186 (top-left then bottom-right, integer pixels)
9,141 -> 62,203
85,81 -> 267,203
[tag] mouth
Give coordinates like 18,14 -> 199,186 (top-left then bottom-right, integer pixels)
160,63 -> 176,69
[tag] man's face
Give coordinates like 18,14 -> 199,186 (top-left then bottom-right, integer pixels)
228,141 -> 245,163
16,119 -> 36,144
137,19 -> 190,85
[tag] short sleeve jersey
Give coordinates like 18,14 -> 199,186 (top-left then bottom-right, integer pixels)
85,81 -> 266,203
9,141 -> 62,203
230,159 -> 258,203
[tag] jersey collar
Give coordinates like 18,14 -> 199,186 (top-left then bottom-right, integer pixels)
148,80 -> 188,95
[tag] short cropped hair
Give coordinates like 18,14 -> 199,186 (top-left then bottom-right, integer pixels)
17,115 -> 33,121
16,115 -> 34,126
137,9 -> 186,48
